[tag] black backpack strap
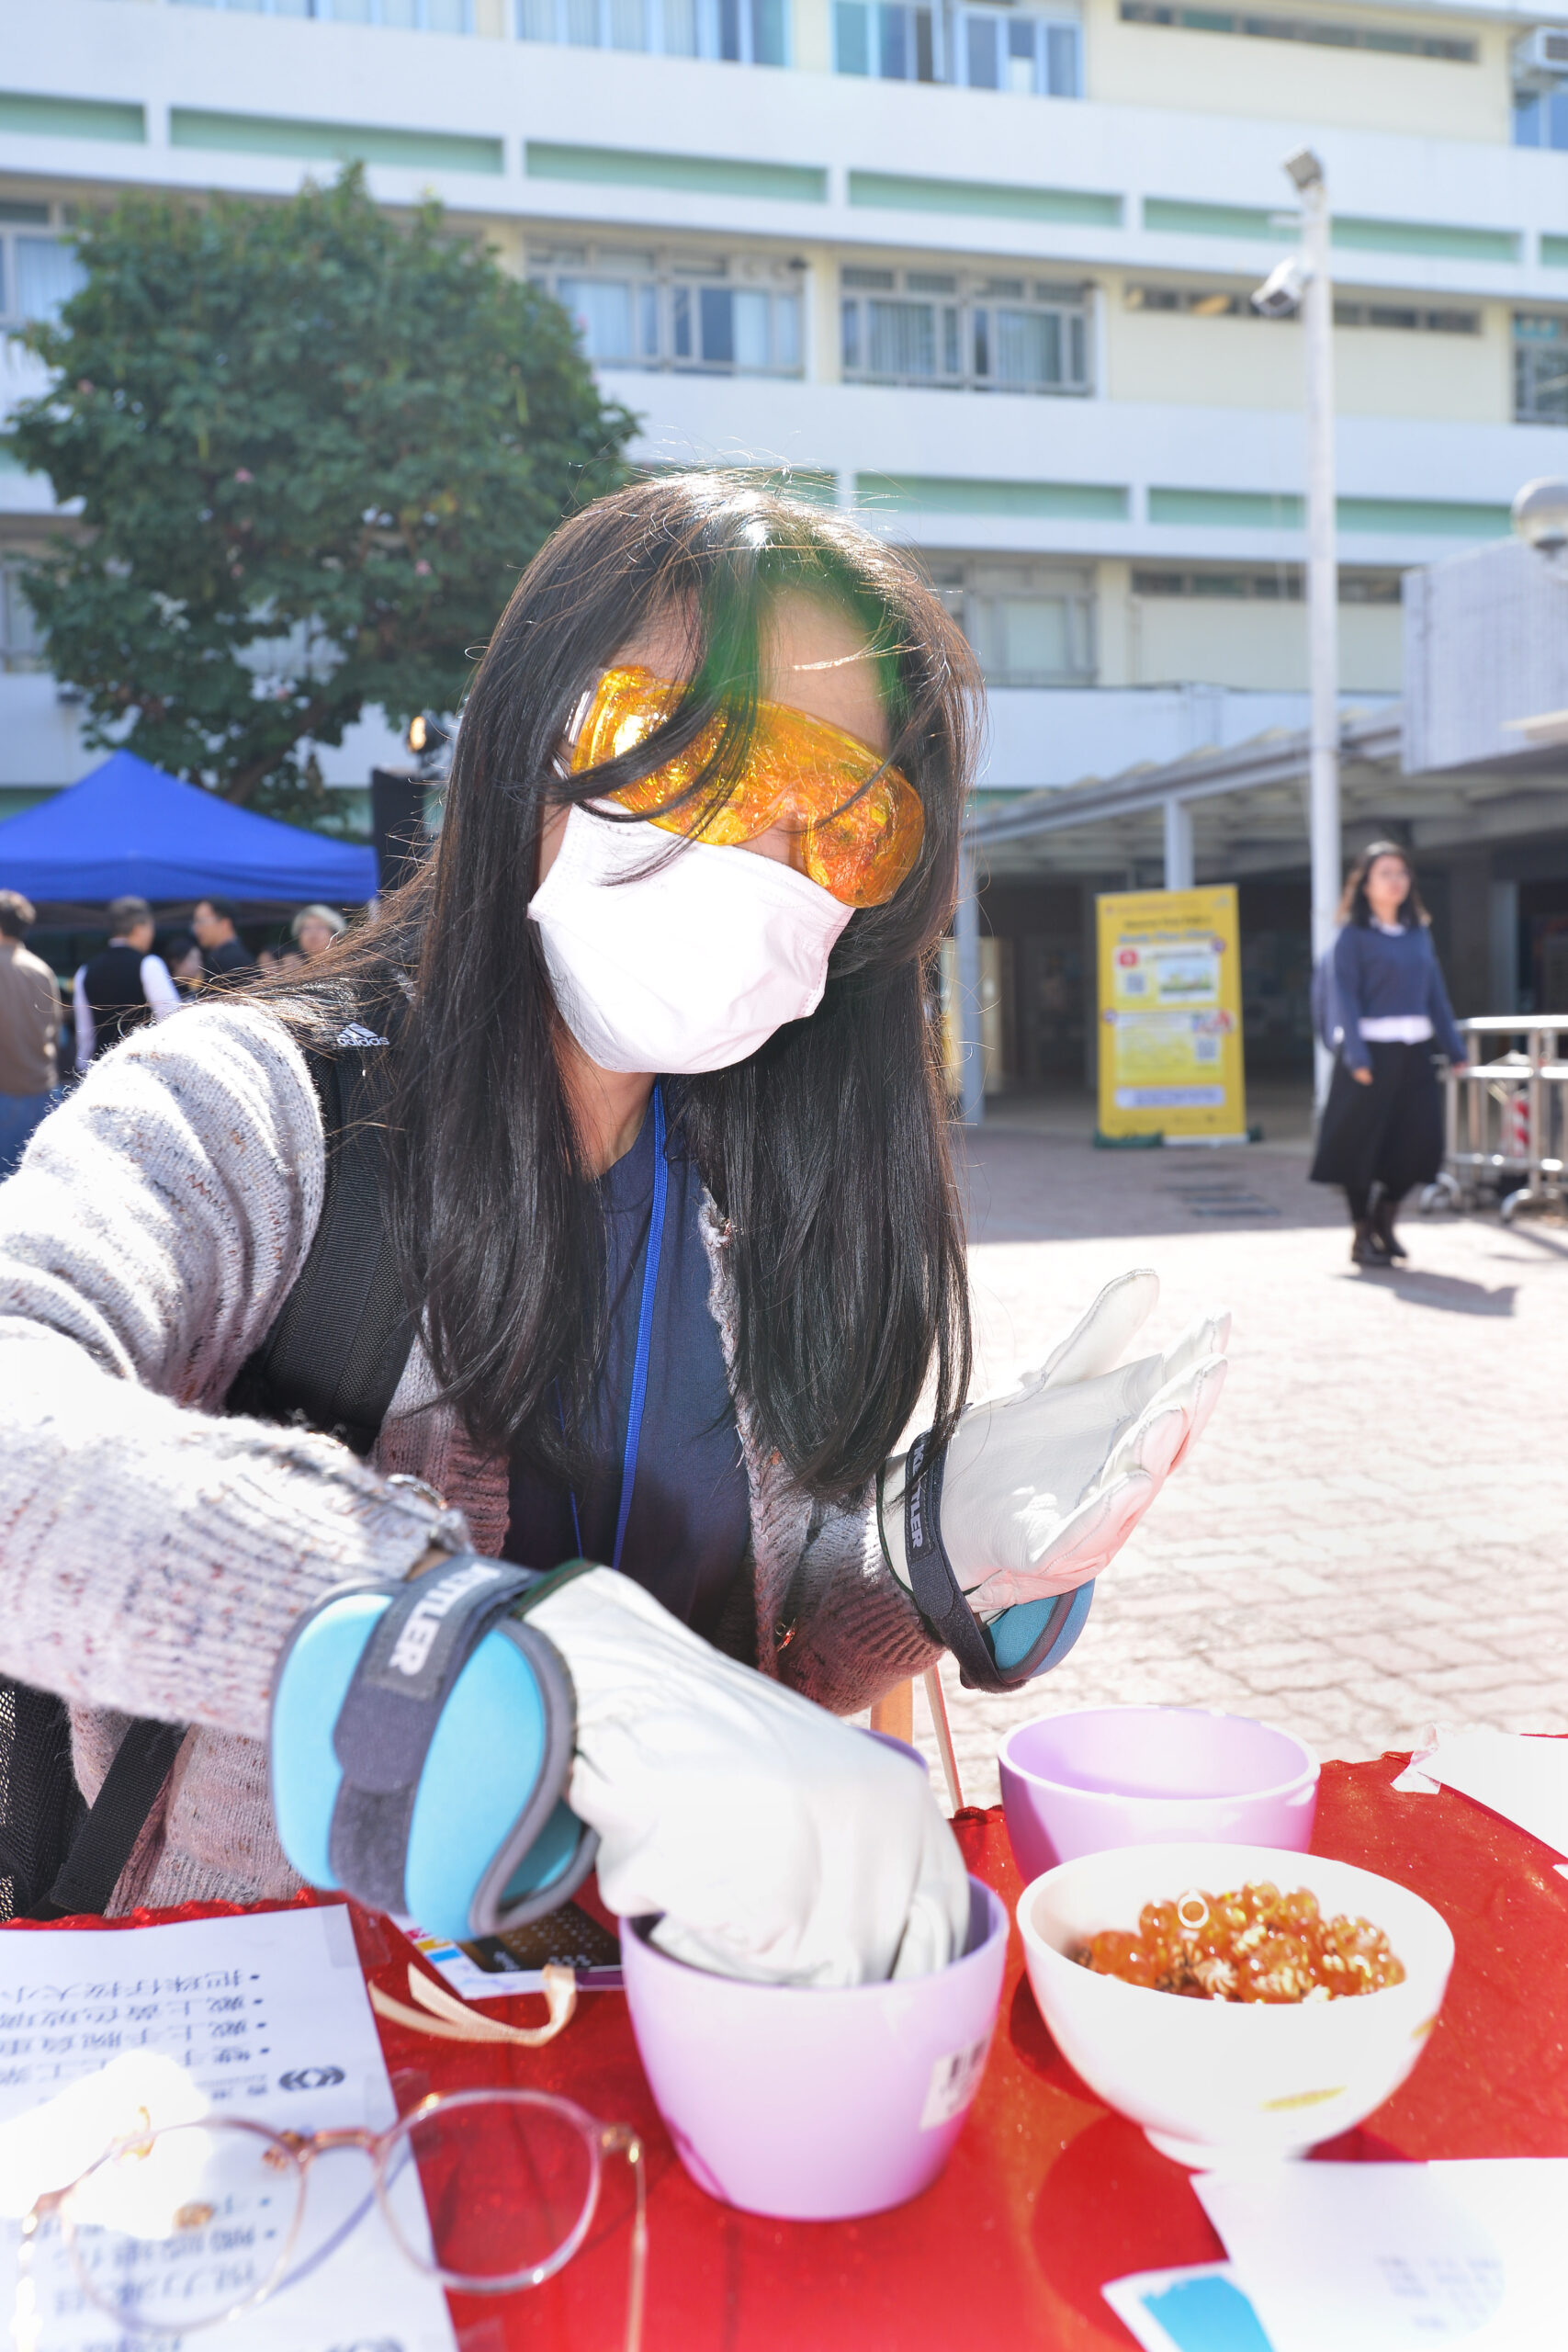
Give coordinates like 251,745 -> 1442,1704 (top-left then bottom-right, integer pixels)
28,1718 -> 188,1921
229,1021 -> 416,1457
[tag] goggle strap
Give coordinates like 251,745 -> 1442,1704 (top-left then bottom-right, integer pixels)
327,1557 -> 549,1913
902,1433 -> 1093,1692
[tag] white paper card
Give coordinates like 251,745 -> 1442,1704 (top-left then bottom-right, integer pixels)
1102,2262 -> 1277,2351
1196,2159 -> 1568,2352
0,1906 -> 457,2352
1418,1729 -> 1568,1860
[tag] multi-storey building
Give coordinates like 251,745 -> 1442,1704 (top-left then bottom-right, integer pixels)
2,0 -> 1567,1069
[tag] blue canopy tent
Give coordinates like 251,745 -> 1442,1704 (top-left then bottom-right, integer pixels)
0,751 -> 378,904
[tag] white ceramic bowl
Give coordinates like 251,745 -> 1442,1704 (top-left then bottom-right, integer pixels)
1017,1841 -> 1454,2166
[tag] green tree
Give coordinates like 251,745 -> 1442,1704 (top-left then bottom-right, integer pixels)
4,168 -> 635,820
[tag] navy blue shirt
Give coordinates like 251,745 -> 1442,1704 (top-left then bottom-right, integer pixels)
1330,922 -> 1465,1070
502,1095 -> 751,1641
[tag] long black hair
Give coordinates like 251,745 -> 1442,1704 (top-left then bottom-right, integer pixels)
1337,839 -> 1429,930
281,472 -> 981,1501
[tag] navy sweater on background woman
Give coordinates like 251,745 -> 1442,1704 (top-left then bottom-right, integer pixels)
1329,922 -> 1465,1072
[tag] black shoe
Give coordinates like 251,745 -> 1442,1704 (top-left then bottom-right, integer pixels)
1351,1220 -> 1393,1267
1374,1202 -> 1408,1261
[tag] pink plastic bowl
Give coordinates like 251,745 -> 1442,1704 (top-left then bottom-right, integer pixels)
621,1877 -> 1007,2221
998,1705 -> 1318,1883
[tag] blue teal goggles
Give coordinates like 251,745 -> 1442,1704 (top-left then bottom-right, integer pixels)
270,1556 -> 592,1941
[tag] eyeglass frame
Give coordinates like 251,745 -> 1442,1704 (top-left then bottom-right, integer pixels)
18,2086 -> 647,2352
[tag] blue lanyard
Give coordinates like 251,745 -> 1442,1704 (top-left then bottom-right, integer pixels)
563,1081 -> 667,1575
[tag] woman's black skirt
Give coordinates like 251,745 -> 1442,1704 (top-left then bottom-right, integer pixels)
1309,1038 -> 1445,1196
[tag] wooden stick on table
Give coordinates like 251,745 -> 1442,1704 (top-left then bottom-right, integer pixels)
922,1666 -> 965,1815
870,1673 -> 966,1815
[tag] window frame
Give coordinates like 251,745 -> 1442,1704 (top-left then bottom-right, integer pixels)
0,560 -> 46,673
1118,2 -> 1476,63
1514,311 -> 1568,425
832,0 -> 1079,92
840,266 -> 1093,396
529,243 -> 807,377
0,209 -> 85,334
171,0 -> 478,23
931,560 -> 1099,686
520,0 -> 788,62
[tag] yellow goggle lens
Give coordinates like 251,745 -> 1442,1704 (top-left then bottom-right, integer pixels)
568,665 -> 924,910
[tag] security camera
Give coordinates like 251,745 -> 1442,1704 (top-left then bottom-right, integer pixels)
1250,255 -> 1308,318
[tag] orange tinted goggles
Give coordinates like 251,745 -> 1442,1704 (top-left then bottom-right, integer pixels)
568,664 -> 924,910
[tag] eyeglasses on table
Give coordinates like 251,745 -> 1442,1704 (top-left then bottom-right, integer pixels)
15,1965 -> 646,2352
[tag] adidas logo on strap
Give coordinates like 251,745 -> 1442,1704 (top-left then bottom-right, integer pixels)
336,1022 -> 389,1048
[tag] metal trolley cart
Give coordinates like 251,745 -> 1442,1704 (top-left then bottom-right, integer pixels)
1423,1015 -> 1568,1221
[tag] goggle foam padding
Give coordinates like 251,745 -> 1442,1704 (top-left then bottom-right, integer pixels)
271,1589 -> 388,1894
271,1588 -> 583,1941
989,1579 -> 1095,1679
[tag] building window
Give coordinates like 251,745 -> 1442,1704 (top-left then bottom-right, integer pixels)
1131,567 -> 1402,604
1333,301 -> 1480,334
520,0 -> 786,59
1124,285 -> 1481,335
530,246 -> 803,373
172,0 -> 476,22
0,213 -> 85,330
1118,4 -> 1475,62
1515,87 -> 1568,148
833,2 -> 1078,91
0,565 -> 45,672
840,268 -> 1090,393
833,3 -> 936,79
1516,313 -> 1568,424
932,561 -> 1096,684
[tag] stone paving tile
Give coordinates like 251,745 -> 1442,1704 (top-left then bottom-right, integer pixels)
896,1126 -> 1568,1810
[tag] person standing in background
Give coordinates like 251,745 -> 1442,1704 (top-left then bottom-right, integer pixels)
192,897 -> 257,983
0,891 -> 62,1179
73,896 -> 182,1069
161,930 -> 205,996
291,902 -> 346,961
1310,841 -> 1467,1267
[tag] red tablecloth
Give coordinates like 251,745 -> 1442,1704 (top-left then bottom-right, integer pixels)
15,1754 -> 1568,2351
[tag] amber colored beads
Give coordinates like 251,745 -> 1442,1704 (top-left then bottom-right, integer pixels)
1073,1881 -> 1405,2003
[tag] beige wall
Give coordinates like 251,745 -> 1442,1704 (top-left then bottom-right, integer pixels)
1082,0 -> 1513,142
1096,559 -> 1134,684
1130,594 -> 1405,691
1105,280 -> 1514,424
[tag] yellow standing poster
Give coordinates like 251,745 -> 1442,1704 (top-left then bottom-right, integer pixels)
1096,886 -> 1247,1142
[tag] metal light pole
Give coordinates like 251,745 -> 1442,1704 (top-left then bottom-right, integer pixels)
1290,147 -> 1341,1111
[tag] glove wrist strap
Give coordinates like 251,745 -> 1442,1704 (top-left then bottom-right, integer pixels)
902,1432 -> 1095,1694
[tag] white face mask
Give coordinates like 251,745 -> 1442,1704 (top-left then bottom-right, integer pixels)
527,804 -> 854,1075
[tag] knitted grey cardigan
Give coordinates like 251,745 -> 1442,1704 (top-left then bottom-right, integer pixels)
0,1002 -> 939,1912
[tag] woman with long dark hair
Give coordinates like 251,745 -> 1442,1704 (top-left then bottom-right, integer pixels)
1311,840 -> 1468,1265
0,477 -> 1225,1982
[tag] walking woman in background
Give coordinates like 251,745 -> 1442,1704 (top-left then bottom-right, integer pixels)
1311,840 -> 1467,1266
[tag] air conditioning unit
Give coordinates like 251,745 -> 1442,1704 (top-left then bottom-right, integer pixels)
1513,25 -> 1568,92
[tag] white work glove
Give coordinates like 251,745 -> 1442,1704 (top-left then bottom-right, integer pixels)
883,1269 -> 1229,1618
528,1566 -> 969,1988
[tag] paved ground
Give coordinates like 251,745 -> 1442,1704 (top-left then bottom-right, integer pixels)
895,1096 -> 1568,1808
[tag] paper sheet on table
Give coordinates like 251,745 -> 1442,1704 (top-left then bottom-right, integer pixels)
1196,2160 -> 1568,2352
1416,1728 -> 1568,1859
1102,2262 -> 1276,2350
0,1905 -> 457,2352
